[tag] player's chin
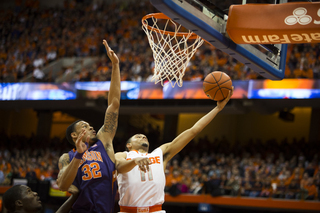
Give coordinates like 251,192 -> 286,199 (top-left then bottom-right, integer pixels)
142,143 -> 149,148
35,200 -> 42,209
89,137 -> 99,145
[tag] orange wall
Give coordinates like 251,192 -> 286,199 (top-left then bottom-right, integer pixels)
0,109 -> 38,137
177,107 -> 311,143
0,107 -> 312,143
50,111 -> 78,139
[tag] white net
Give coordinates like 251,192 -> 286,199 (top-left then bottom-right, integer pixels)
142,14 -> 204,87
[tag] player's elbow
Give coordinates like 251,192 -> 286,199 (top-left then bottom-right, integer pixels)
116,163 -> 128,174
58,185 -> 69,192
189,127 -> 201,136
110,99 -> 120,109
57,179 -> 69,191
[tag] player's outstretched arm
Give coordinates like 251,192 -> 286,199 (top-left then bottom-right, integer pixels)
115,152 -> 152,173
57,129 -> 88,191
160,87 -> 233,165
55,194 -> 78,213
96,40 -> 121,162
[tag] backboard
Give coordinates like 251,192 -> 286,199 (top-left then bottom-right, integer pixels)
149,0 -> 288,80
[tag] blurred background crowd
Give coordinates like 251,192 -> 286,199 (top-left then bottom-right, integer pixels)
1,130 -> 319,201
0,0 -> 319,83
165,137 -> 319,201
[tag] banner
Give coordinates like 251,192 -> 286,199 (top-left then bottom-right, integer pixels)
0,83 -> 76,100
1,80 -> 320,100
248,79 -> 320,99
227,2 -> 320,44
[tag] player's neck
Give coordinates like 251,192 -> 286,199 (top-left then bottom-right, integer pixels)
138,148 -> 147,153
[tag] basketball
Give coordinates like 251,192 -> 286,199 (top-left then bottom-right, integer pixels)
203,71 -> 232,101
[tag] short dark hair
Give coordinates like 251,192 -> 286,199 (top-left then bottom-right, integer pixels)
3,185 -> 23,213
66,120 -> 83,146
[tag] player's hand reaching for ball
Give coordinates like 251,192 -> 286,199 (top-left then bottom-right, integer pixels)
103,39 -> 119,64
75,129 -> 89,154
217,86 -> 234,111
134,157 -> 152,173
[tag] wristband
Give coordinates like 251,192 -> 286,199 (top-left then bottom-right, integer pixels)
74,151 -> 84,159
74,142 -> 89,159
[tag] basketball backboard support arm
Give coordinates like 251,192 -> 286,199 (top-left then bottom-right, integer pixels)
149,0 -> 287,80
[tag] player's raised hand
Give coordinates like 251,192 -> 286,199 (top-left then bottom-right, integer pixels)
103,39 -> 119,64
134,157 -> 152,173
75,129 -> 89,154
217,86 -> 234,111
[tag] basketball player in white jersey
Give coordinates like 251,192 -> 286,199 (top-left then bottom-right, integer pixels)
115,87 -> 233,213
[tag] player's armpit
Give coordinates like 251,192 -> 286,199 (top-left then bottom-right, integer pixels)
159,143 -> 174,163
160,128 -> 202,165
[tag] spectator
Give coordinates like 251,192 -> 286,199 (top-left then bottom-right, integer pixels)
249,176 -> 263,198
272,180 -> 286,199
303,178 -> 318,200
260,177 -> 272,198
285,178 -> 300,199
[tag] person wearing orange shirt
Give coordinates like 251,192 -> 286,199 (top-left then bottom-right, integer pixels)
303,178 -> 318,200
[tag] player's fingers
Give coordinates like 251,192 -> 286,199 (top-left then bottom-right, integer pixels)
141,159 -> 150,171
227,87 -> 233,99
141,159 -> 149,167
103,39 -> 108,47
139,164 -> 146,172
103,40 -> 112,53
147,158 -> 152,164
76,130 -> 86,143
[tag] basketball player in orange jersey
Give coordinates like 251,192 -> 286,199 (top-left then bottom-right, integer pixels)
115,87 -> 233,213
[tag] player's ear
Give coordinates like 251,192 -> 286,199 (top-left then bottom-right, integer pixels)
71,132 -> 77,138
126,142 -> 132,151
15,199 -> 23,207
71,132 -> 77,140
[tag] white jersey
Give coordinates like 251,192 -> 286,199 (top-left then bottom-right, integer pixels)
117,148 -> 166,207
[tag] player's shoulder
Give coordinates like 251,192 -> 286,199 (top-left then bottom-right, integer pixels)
60,152 -> 71,160
115,151 -> 127,158
151,147 -> 163,155
58,153 -> 71,169
154,146 -> 164,152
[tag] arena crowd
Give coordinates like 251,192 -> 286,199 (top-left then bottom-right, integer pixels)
0,0 -> 319,83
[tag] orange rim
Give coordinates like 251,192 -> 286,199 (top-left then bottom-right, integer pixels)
142,13 -> 200,39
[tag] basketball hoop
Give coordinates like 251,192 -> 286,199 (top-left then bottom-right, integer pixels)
142,13 -> 204,87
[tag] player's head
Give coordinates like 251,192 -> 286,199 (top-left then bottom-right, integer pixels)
126,134 -> 149,152
66,120 -> 98,147
3,185 -> 42,213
